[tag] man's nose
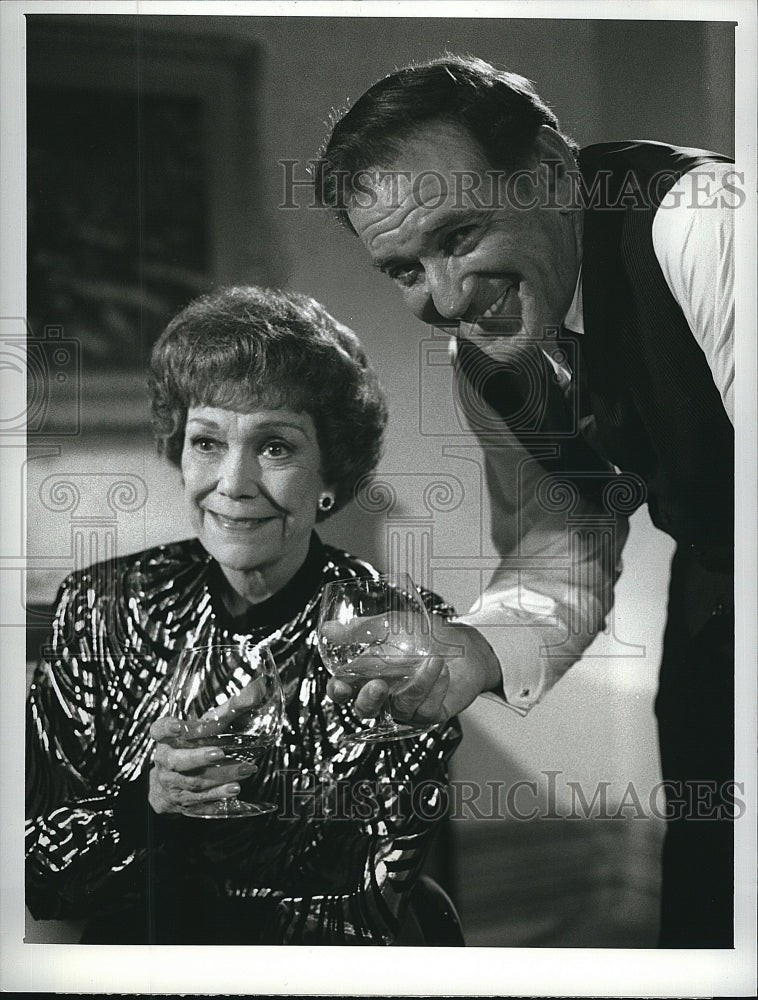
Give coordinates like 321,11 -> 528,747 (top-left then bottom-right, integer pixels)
217,451 -> 261,498
424,261 -> 476,321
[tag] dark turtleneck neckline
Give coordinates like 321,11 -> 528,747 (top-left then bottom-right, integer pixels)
208,532 -> 326,634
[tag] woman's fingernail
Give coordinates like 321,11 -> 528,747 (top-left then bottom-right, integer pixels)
238,763 -> 255,776
206,749 -> 224,762
225,784 -> 241,796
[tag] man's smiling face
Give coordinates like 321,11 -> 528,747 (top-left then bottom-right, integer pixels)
346,120 -> 582,342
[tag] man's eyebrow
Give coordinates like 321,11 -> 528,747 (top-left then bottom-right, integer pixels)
371,210 -> 487,273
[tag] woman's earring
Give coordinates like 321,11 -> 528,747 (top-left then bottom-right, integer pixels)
318,493 -> 335,512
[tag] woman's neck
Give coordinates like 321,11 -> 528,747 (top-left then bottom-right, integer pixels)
217,536 -> 312,616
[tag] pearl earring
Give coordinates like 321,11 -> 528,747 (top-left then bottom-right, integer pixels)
318,494 -> 335,512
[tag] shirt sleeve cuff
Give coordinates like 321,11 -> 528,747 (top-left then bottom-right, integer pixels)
454,588 -> 571,713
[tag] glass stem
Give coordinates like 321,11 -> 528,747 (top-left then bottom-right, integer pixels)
379,706 -> 399,730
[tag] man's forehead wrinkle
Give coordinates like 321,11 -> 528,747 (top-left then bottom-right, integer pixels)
359,192 -> 438,258
359,197 -> 418,254
352,164 -> 488,262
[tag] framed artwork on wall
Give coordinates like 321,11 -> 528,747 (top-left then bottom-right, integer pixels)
25,16 -> 276,429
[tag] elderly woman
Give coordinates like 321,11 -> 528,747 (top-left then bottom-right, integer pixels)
25,286 -> 462,945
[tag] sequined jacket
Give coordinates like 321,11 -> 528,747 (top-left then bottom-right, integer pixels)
25,534 -> 462,944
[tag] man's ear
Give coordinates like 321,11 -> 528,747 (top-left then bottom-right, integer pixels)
534,125 -> 576,166
534,125 -> 579,208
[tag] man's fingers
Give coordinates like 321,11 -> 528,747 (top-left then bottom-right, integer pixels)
325,660 -> 394,710
406,663 -> 450,722
203,679 -> 265,724
336,653 -> 418,677
326,676 -> 355,704
390,656 -> 448,721
325,652 -> 445,721
353,678 -> 391,718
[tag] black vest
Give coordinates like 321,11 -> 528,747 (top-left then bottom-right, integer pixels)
577,141 -> 734,548
455,141 -> 734,550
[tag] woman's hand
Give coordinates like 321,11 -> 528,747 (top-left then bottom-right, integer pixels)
148,716 -> 255,815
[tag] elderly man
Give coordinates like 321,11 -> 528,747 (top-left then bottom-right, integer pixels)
315,56 -> 736,949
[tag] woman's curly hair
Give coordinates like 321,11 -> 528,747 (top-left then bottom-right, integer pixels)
148,285 -> 388,519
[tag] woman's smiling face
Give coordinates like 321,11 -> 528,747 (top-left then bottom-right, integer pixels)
181,403 -> 329,596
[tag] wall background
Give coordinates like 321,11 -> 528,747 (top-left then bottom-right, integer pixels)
23,13 -> 735,947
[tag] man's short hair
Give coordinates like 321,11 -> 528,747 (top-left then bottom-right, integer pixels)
315,54 -> 576,232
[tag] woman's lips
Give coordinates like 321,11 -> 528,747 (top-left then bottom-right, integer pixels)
206,510 -> 278,531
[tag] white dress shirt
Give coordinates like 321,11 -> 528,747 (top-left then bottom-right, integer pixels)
454,163 -> 736,713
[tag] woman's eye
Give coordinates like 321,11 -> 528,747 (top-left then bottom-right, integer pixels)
262,439 -> 292,459
190,436 -> 220,453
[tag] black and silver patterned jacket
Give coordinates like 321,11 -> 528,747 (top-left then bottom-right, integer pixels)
25,533 -> 461,944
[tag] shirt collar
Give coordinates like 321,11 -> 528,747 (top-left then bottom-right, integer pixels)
563,266 -> 584,334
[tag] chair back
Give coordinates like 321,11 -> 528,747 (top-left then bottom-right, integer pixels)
397,875 -> 465,946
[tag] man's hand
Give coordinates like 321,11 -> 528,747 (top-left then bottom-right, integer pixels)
324,616 -> 501,724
